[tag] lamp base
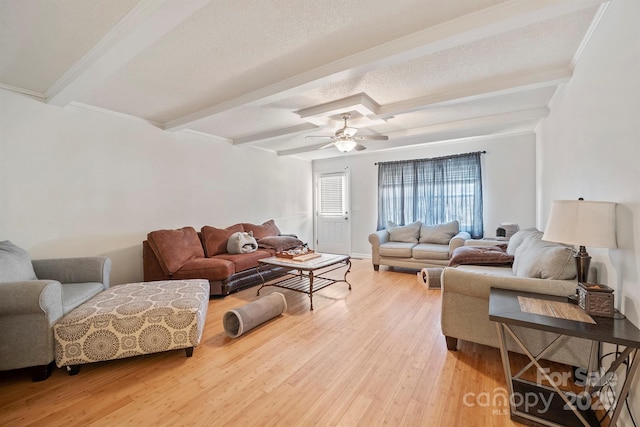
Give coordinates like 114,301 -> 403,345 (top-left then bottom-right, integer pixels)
575,246 -> 591,283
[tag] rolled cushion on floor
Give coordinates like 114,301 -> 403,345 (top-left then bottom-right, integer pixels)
419,267 -> 443,289
223,292 -> 287,338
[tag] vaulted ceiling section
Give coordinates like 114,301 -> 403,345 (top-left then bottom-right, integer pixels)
0,0 -> 609,159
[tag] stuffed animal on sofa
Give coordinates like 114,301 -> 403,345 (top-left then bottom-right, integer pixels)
227,231 -> 258,254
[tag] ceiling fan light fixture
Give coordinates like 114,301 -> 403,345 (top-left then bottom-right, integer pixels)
334,139 -> 357,152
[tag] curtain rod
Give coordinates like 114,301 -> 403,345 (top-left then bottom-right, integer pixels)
374,150 -> 486,166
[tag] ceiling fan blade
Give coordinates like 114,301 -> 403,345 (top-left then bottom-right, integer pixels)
355,135 -> 389,141
318,142 -> 337,150
354,144 -> 367,151
305,135 -> 334,139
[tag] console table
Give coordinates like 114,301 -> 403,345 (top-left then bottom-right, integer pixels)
489,287 -> 640,427
256,253 -> 351,310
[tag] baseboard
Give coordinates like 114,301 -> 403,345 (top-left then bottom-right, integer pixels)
350,253 -> 371,260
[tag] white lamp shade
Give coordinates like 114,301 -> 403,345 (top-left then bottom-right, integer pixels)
542,200 -> 617,248
334,139 -> 356,152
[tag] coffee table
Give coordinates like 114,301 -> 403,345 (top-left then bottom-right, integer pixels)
256,253 -> 351,310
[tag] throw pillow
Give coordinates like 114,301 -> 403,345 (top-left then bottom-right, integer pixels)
513,235 -> 576,280
147,227 -> 205,275
242,220 -> 281,240
257,235 -> 304,252
419,220 -> 460,244
201,224 -> 244,256
448,244 -> 513,267
387,221 -> 421,243
507,228 -> 541,256
0,241 -> 37,283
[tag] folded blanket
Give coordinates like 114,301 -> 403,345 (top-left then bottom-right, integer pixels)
227,232 -> 258,254
448,244 -> 513,266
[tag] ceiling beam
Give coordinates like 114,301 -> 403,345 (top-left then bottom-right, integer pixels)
45,0 -> 211,107
385,107 -> 549,139
164,0 -> 605,131
276,107 -> 549,156
232,123 -> 318,145
241,66 -> 568,148
379,66 -> 571,116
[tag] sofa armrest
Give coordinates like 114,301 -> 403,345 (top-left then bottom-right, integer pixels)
32,257 -> 111,290
0,280 -> 64,322
442,267 -> 577,300
448,231 -> 471,255
368,230 -> 390,247
368,230 -> 390,267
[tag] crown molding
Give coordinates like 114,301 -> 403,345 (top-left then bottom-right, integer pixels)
66,102 -> 163,127
0,84 -> 46,101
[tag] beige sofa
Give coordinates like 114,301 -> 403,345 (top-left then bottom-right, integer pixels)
368,220 -> 471,270
440,229 -> 593,368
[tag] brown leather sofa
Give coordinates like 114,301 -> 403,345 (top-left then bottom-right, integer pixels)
143,220 -> 300,297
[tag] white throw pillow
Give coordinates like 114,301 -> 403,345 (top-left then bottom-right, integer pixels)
513,234 -> 576,280
507,228 -> 541,255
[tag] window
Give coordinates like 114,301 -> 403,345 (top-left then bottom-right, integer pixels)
377,152 -> 483,238
318,173 -> 345,216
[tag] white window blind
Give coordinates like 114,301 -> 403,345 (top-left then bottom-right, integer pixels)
319,174 -> 344,216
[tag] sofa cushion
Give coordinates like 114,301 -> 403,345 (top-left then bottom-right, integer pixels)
387,221 -> 421,243
257,235 -> 303,252
216,249 -> 274,272
201,224 -> 244,256
412,243 -> 450,260
419,220 -> 459,244
0,241 -> 37,283
507,228 -> 541,255
379,242 -> 416,258
172,258 -> 235,281
147,227 -> 205,275
513,233 -> 576,280
242,220 -> 281,240
448,244 -> 513,266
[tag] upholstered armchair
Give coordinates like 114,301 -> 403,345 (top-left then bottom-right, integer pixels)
0,241 -> 111,381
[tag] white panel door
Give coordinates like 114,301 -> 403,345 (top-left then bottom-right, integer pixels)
315,171 -> 350,255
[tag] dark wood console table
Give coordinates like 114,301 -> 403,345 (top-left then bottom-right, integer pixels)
489,287 -> 640,427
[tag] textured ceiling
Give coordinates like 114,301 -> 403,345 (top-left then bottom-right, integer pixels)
0,0 -> 610,160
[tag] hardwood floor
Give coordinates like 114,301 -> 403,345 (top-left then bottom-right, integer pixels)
1,259 -> 534,426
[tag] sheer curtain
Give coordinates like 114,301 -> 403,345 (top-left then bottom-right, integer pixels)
377,152 -> 483,238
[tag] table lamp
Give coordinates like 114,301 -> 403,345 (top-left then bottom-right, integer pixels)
542,199 -> 617,287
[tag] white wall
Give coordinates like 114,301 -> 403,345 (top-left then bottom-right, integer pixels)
0,90 -> 313,285
536,0 -> 640,423
312,133 -> 537,258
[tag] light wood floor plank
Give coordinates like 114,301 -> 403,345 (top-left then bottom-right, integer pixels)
1,259 -> 531,426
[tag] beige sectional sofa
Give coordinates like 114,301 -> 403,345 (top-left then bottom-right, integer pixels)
368,220 -> 471,270
440,229 -> 594,368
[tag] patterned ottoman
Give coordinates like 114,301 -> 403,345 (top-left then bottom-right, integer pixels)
54,279 -> 209,374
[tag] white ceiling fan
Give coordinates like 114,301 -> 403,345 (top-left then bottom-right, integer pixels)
305,113 -> 389,152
